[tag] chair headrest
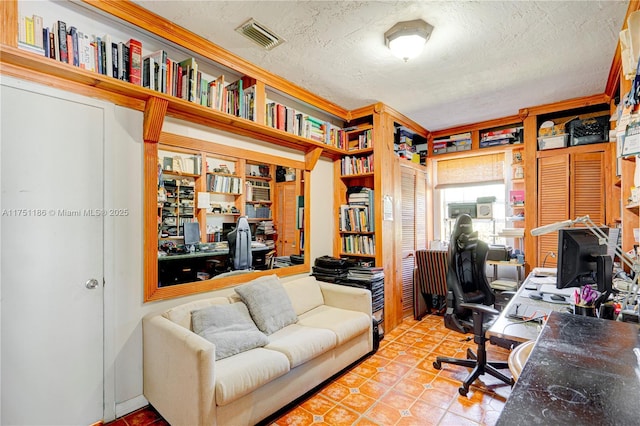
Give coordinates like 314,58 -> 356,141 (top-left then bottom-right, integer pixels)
450,214 -> 478,251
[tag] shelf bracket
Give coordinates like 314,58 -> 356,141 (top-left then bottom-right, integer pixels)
143,97 -> 168,143
304,147 -> 323,171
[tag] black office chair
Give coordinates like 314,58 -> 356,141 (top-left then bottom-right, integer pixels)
227,216 -> 253,270
432,214 -> 514,396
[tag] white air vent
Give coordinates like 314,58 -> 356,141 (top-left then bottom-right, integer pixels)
235,19 -> 285,50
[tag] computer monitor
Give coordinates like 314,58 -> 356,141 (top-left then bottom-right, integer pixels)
183,221 -> 201,246
556,227 -> 612,294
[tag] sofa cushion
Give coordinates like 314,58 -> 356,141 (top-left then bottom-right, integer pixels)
191,302 -> 269,360
235,275 -> 298,335
283,276 -> 325,316
298,305 -> 370,344
265,323 -> 336,368
215,348 -> 290,406
163,297 -> 230,330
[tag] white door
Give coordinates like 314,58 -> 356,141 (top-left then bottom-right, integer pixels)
1,83 -> 104,424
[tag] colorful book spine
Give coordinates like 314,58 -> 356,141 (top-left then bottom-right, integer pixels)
57,20 -> 68,63
126,39 -> 142,86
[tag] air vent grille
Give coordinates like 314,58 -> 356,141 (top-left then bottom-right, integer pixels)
235,19 -> 285,50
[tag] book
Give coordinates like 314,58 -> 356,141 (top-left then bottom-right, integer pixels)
25,16 -> 34,46
33,15 -> 43,49
57,20 -> 68,63
111,42 -> 118,78
142,55 -> 155,90
69,26 -> 79,66
178,58 -> 198,101
66,34 -> 73,64
102,34 -> 112,76
42,27 -> 50,57
126,39 -> 142,85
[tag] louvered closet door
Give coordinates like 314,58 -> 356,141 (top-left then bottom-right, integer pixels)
400,166 -> 428,318
538,155 -> 570,267
401,168 -> 416,317
571,152 -> 605,226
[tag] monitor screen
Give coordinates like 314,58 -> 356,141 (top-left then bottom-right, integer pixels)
183,221 -> 200,246
557,227 -> 611,292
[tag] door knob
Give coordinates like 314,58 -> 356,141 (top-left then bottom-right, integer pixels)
85,278 -> 100,289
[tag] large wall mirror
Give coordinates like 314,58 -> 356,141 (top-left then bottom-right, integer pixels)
144,132 -> 310,302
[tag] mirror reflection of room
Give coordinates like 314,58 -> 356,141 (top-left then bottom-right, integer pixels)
157,148 -> 304,287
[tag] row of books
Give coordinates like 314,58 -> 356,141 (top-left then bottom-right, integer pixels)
17,14 -> 255,120
341,235 -> 376,256
206,174 -> 242,194
339,205 -> 371,232
347,186 -> 375,232
345,129 -> 373,151
341,154 -> 374,175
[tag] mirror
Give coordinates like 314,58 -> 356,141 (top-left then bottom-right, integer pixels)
144,132 -> 309,302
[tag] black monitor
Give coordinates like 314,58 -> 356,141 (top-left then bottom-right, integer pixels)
183,221 -> 201,246
556,227 -> 612,294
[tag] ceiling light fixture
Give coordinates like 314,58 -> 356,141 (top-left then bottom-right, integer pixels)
384,19 -> 433,62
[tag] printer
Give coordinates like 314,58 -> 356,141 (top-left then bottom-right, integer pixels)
487,244 -> 512,261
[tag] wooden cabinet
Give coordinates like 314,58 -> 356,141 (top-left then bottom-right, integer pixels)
537,149 -> 607,266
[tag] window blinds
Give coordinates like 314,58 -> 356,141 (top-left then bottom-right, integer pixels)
435,153 -> 505,188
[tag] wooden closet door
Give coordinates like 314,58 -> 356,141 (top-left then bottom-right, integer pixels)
537,155 -> 570,266
400,165 -> 428,318
401,168 -> 416,317
571,151 -> 605,226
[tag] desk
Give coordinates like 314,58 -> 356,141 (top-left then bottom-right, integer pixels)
497,311 -> 640,425
487,272 -> 570,344
158,246 -> 273,286
486,260 -> 524,285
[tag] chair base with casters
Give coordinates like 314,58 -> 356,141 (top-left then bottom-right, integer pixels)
433,302 -> 514,396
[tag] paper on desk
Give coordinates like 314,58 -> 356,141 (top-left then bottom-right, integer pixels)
528,276 -> 557,285
532,267 -> 557,277
539,284 -> 575,297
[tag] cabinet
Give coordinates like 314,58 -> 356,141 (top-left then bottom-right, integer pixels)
537,149 -> 607,266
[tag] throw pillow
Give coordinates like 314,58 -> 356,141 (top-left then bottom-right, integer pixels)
191,302 -> 269,360
235,275 -> 298,335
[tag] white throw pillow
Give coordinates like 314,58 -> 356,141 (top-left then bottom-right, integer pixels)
191,302 -> 268,360
235,275 -> 298,335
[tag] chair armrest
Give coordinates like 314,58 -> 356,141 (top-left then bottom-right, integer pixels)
143,314 -> 217,426
319,282 -> 372,317
459,302 -> 499,316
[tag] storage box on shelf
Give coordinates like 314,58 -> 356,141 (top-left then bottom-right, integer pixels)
432,132 -> 472,156
479,125 -> 523,149
393,124 -> 425,163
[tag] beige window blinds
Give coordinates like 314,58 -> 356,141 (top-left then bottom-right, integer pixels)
435,153 -> 505,188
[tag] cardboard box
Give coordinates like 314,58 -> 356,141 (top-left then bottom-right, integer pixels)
538,134 -> 569,150
538,117 -> 579,137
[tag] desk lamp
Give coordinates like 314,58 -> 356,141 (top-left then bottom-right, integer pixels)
531,215 -> 640,319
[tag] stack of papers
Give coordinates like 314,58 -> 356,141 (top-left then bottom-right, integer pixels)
498,228 -> 525,238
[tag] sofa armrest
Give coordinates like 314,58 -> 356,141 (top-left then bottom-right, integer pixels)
143,313 -> 216,426
319,282 -> 372,317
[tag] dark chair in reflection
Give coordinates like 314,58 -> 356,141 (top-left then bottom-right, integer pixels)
432,214 -> 513,396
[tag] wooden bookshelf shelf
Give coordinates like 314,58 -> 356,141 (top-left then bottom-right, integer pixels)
0,45 -> 347,160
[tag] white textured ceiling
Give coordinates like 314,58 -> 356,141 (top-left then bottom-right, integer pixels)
133,1 -> 629,131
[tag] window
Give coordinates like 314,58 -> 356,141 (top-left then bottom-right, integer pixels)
437,183 -> 507,245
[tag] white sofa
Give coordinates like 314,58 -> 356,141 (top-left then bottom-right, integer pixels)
143,275 -> 373,426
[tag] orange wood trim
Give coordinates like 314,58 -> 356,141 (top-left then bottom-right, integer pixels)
146,264 -> 310,302
522,114 -> 537,272
1,0 -> 18,46
304,147 -> 323,171
143,97 -> 168,143
143,141 -> 159,302
302,169 -> 311,270
605,0 -> 640,98
430,114 -> 522,138
0,55 -> 145,112
159,133 -> 305,170
375,104 -> 429,137
518,93 -> 610,117
81,0 -> 349,120
0,48 -> 344,159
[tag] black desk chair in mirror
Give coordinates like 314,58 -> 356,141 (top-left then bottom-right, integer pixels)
432,214 -> 514,396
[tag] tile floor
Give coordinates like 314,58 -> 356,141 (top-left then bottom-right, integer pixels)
109,314 -> 513,426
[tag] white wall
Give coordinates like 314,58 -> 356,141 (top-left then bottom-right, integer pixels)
105,106 -> 335,416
